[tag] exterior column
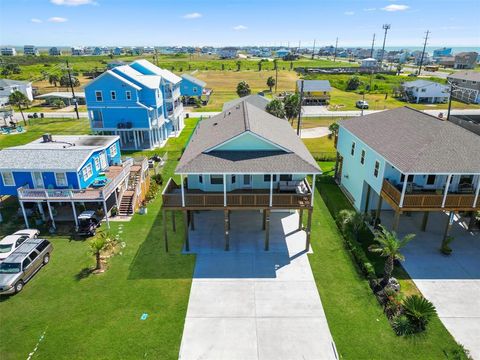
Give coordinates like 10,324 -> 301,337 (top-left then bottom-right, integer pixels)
184,210 -> 189,252
262,209 -> 266,230
421,211 -> 429,232
224,210 -> 229,251
190,210 -> 195,230
298,209 -> 304,230
468,212 -> 476,231
311,174 -> 316,205
392,210 -> 401,232
114,190 -> 119,209
364,184 -> 371,214
399,174 -> 409,208
46,200 -> 56,229
269,175 -> 273,207
264,209 -> 270,251
306,209 -> 313,251
228,210 -> 231,230
20,201 -> 29,228
103,200 -> 110,229
148,130 -> 153,149
37,202 -> 46,221
375,196 -> 383,222
223,174 -> 227,207
180,175 -> 185,207
473,177 -> 480,208
172,210 -> 176,232
442,174 -> 452,208
71,201 -> 78,228
443,211 -> 455,242
163,209 -> 168,252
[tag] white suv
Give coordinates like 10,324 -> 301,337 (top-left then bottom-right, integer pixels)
0,229 -> 40,262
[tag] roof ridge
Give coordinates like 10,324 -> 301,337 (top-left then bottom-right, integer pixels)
243,101 -> 250,131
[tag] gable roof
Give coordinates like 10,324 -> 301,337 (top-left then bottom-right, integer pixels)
176,101 -> 321,174
222,94 -> 270,111
112,65 -> 162,89
339,107 -> 480,174
181,74 -> 207,88
130,59 -> 182,84
447,71 -> 480,82
297,80 -> 332,92
0,79 -> 31,87
84,70 -> 141,91
402,80 -> 447,88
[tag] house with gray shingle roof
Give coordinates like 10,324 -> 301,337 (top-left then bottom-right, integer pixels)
296,80 -> 332,105
336,106 -> 480,236
161,100 -> 322,252
401,79 -> 449,104
222,94 -> 270,111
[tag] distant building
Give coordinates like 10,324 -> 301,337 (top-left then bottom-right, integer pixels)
0,47 -> 17,56
453,52 -> 478,69
296,80 -> 331,105
447,71 -> 480,104
414,53 -> 432,66
24,45 -> 39,56
49,47 -> 62,56
113,47 -> 124,56
180,74 -> 207,98
71,47 -> 85,56
107,60 -> 126,70
143,46 -> 155,54
275,49 -> 291,58
401,80 -> 449,104
438,56 -> 455,68
372,49 -> 386,61
35,92 -> 86,106
433,47 -> 452,59
0,79 -> 33,106
218,47 -> 238,59
360,58 -> 378,68
93,47 -> 103,56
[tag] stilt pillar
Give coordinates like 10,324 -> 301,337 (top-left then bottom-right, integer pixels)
163,209 -> 168,252
264,209 -> 270,251
364,185 -> 371,214
224,210 -> 230,251
262,209 -> 266,230
47,200 -> 56,229
190,210 -> 195,231
392,210 -> 401,232
72,201 -> 78,228
228,210 -> 231,230
103,200 -> 109,229
443,211 -> 455,242
306,209 -> 313,251
421,211 -> 429,232
298,209 -> 304,230
172,210 -> 176,232
20,201 -> 29,228
468,212 -> 476,231
184,210 -> 190,252
375,196 -> 383,222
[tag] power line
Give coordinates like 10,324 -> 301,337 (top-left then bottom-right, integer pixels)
418,30 -> 430,76
379,24 -> 391,65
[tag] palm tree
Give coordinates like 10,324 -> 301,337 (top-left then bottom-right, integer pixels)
89,236 -> 107,272
369,226 -> 415,284
402,295 -> 437,331
257,60 -> 263,72
265,99 -> 286,119
336,209 -> 369,242
48,74 -> 59,87
236,60 -> 241,71
236,81 -> 251,97
266,76 -> 276,93
283,94 -> 300,124
8,91 -> 29,126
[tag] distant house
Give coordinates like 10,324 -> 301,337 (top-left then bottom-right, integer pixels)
0,79 -> 33,106
49,47 -> 62,56
107,60 -> 126,70
180,74 -> 211,103
113,47 -> 124,56
218,47 -> 238,59
401,80 -> 449,104
438,56 -> 455,68
433,47 -> 452,59
296,80 -> 331,105
447,71 -> 480,104
453,52 -> 478,69
93,47 -> 103,56
0,47 -> 17,56
275,49 -> 290,58
360,58 -> 378,68
24,45 -> 39,56
35,92 -> 86,106
222,94 -> 270,111
71,47 -> 85,56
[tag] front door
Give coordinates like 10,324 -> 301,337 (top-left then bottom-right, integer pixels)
32,172 -> 44,188
243,175 -> 252,188
99,151 -> 108,169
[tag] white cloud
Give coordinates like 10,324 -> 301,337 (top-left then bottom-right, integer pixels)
31,18 -> 42,23
382,4 -> 410,11
344,11 -> 354,15
48,17 -> 68,23
233,25 -> 248,31
182,12 -> 202,19
50,0 -> 97,5
364,7 -> 376,11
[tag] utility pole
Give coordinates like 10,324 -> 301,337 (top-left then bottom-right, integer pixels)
274,60 -> 278,93
298,40 -> 301,54
418,30 -> 430,76
370,33 -> 376,58
380,24 -> 391,65
66,60 -> 79,119
311,39 -> 316,59
333,37 -> 338,62
446,81 -> 455,121
296,80 -> 304,136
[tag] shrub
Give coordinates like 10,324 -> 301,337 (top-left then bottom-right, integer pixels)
346,76 -> 361,90
152,173 -> 163,185
145,181 -> 159,203
392,315 -> 414,336
402,295 -> 437,332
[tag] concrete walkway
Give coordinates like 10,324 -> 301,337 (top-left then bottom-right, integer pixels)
300,127 -> 331,139
179,210 -> 337,360
381,211 -> 480,359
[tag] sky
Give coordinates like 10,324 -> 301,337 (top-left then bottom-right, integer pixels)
0,0 -> 479,47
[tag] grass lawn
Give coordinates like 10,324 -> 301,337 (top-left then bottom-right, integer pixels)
0,118 -> 201,360
302,136 -> 336,154
308,162 -> 467,359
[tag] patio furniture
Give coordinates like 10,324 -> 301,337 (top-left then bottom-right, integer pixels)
279,180 -> 301,192
458,183 -> 474,194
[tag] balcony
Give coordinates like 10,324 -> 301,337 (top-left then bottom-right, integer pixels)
381,179 -> 479,211
162,178 -> 313,209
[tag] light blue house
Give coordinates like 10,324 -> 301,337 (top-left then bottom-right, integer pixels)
85,59 -> 184,150
0,134 -> 147,229
162,101 -> 321,251
433,47 -> 452,59
336,107 -> 480,235
275,49 -> 291,58
180,74 -> 207,98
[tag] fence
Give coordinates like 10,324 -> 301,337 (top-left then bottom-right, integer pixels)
310,152 -> 337,162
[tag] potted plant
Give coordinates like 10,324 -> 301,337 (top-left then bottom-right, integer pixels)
139,201 -> 147,215
110,205 -> 118,217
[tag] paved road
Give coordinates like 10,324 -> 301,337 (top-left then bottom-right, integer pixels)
179,211 -> 337,360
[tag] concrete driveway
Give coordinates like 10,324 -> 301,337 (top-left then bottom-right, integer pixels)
382,211 -> 480,359
179,210 -> 337,360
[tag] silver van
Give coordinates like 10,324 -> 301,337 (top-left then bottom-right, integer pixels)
0,238 -> 53,295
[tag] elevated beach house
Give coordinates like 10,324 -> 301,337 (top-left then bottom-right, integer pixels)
180,74 -> 211,104
335,107 -> 480,238
85,59 -> 184,150
296,80 -> 332,105
0,135 -> 149,229
162,101 -> 321,251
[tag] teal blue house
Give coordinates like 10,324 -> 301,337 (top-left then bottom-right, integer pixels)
85,59 -> 184,150
162,101 -> 321,251
180,74 -> 206,97
336,107 -> 480,234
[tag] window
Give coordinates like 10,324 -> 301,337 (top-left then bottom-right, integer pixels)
82,163 -> 93,181
29,251 -> 38,262
459,175 -> 473,185
280,174 -> 292,181
110,91 -> 116,100
426,175 -> 436,185
109,144 -> 117,157
210,175 -> 223,185
94,157 -> 101,171
55,172 -> 68,187
16,236 -> 28,247
36,240 -> 49,252
22,258 -> 32,269
400,174 -> 414,183
421,88 -> 426,92
95,91 -> 103,102
99,152 -> 107,169
193,87 -> 197,93
374,161 -> 380,178
264,175 -> 277,182
231,175 -> 236,184
1,172 -> 15,186
125,91 -> 132,100
360,149 -> 366,165
351,142 -> 356,156
198,175 -> 203,184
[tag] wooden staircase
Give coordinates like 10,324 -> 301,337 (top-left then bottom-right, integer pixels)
118,191 -> 134,216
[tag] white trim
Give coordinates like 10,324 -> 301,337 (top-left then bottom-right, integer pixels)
84,70 -> 142,91
223,174 -> 227,207
110,90 -> 116,100
311,174 -> 316,204
32,171 -> 44,188
94,157 -> 101,171
125,90 -> 132,100
442,174 -> 453,208
82,163 -> 93,182
0,171 -> 15,186
205,131 -> 292,153
399,174 -> 409,208
95,90 -> 103,102
181,174 -> 185,207
54,172 -> 68,187
473,177 -> 480,208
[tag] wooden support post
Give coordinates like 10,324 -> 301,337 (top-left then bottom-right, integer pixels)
262,209 -> 266,230
375,196 -> 383,222
421,211 -> 429,232
468,212 -> 476,231
224,210 -> 229,251
364,184 -> 371,214
443,211 -> 455,242
190,210 -> 195,231
306,209 -> 313,251
172,210 -> 176,232
392,211 -> 401,232
298,209 -> 304,230
184,210 -> 190,252
264,209 -> 270,251
47,200 -> 56,229
20,201 -> 29,228
163,209 -> 168,252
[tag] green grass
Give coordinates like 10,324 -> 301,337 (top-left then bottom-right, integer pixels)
308,162 -> 468,359
302,136 -> 336,153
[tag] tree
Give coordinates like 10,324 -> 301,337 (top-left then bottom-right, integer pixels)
346,75 -> 362,91
236,60 -> 242,71
265,99 -> 286,119
48,74 -> 59,87
273,59 -> 278,71
51,99 -> 65,109
8,91 -> 29,126
236,81 -> 251,97
257,60 -> 263,72
368,225 -> 415,284
328,122 -> 339,137
266,76 -> 276,92
336,209 -> 369,243
402,295 -> 437,332
283,93 -> 300,124
89,236 -> 107,272
60,74 -> 80,88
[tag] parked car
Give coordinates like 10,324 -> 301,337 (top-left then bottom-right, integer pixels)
76,211 -> 100,237
0,229 -> 40,262
0,238 -> 52,295
356,100 -> 369,109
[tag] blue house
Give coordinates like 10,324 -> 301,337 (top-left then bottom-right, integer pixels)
180,74 -> 206,98
161,101 -> 321,251
0,134 -> 149,229
275,49 -> 291,58
335,107 -> 480,237
85,59 -> 184,150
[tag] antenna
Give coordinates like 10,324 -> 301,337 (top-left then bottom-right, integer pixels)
370,33 -> 376,58
379,24 -> 391,65
333,37 -> 338,62
418,30 -> 430,76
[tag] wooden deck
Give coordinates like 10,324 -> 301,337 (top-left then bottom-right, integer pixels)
381,179 -> 479,212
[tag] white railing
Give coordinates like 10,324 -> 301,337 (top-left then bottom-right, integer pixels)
101,158 -> 133,198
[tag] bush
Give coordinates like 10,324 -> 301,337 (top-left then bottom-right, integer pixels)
346,76 -> 361,90
402,295 -> 437,332
392,315 -> 414,336
145,181 -> 159,203
151,173 -> 163,185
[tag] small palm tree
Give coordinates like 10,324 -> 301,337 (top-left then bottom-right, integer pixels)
265,99 -> 286,119
89,236 -> 107,272
369,226 -> 415,284
402,295 -> 437,331
236,81 -> 251,97
266,76 -> 276,92
328,122 -> 339,137
48,74 -> 59,87
283,94 -> 300,124
336,209 -> 369,242
236,60 -> 241,71
8,91 -> 29,126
